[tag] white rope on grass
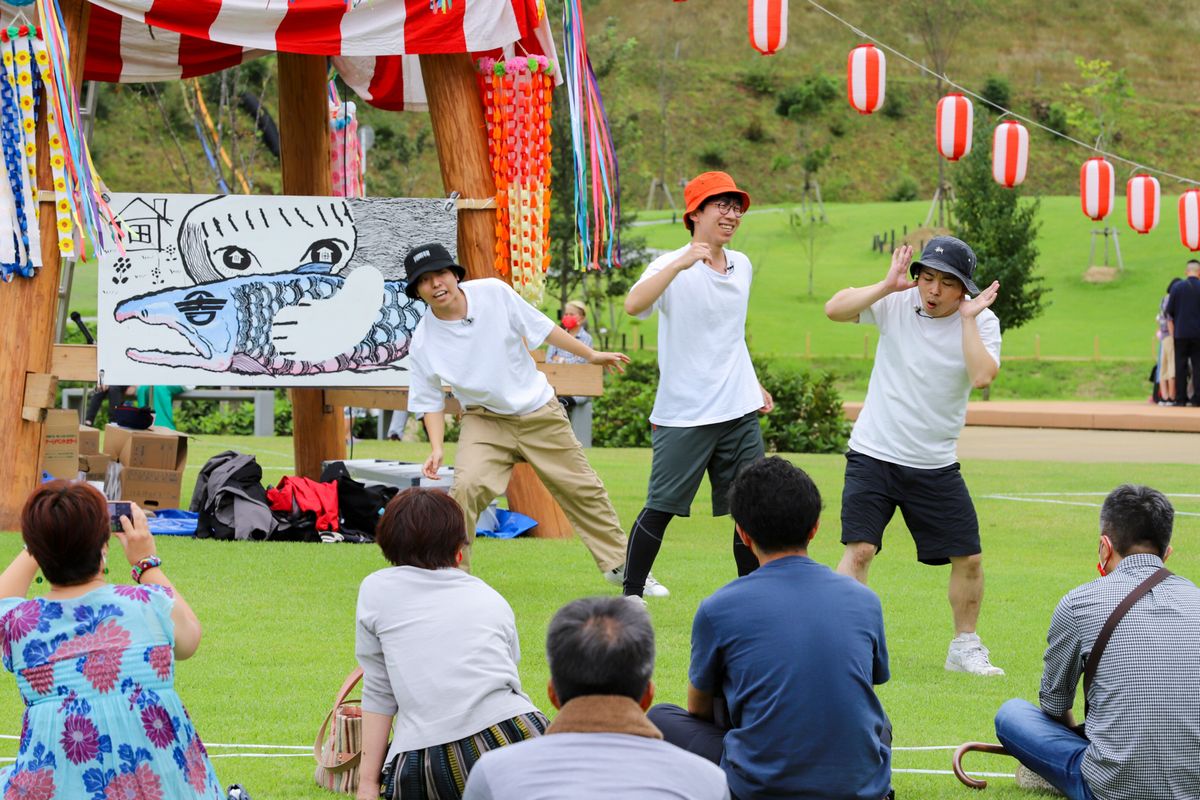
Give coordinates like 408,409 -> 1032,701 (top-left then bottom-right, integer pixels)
208,753 -> 312,759
205,743 -> 310,750
982,494 -> 1200,517
895,768 -> 1015,778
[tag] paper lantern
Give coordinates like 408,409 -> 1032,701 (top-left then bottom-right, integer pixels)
992,121 -> 1028,187
1126,174 -> 1160,234
936,94 -> 973,161
847,44 -> 886,115
1079,158 -> 1114,221
749,0 -> 787,55
1179,190 -> 1200,249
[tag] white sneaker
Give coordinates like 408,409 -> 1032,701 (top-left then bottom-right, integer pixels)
624,594 -> 648,609
945,634 -> 1005,676
603,566 -> 670,598
643,573 -> 670,598
1015,764 -> 1064,795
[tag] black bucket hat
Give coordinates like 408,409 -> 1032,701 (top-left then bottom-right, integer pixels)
403,243 -> 466,299
910,236 -> 980,295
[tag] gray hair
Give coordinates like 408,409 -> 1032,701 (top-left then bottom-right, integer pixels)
546,597 -> 655,704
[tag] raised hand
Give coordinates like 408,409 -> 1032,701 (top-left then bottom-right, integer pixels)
885,244 -> 918,293
959,280 -> 1000,319
114,504 -> 156,565
673,242 -> 713,272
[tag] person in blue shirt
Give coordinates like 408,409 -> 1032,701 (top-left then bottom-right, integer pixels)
648,456 -> 893,800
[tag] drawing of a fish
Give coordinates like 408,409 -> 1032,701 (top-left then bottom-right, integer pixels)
114,264 -> 426,376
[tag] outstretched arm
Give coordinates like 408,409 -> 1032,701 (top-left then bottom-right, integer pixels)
543,326 -> 630,374
959,281 -> 1001,389
825,244 -> 917,322
625,242 -> 712,316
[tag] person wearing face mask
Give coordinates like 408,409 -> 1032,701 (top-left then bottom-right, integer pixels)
994,484 -> 1200,800
546,300 -> 595,446
825,236 -> 1004,676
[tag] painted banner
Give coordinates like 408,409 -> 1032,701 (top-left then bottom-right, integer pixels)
97,193 -> 457,386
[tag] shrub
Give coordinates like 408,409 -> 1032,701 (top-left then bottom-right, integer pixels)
743,118 -> 772,143
697,145 -> 727,170
882,88 -> 907,119
754,359 -> 851,454
889,174 -> 920,202
738,65 -> 779,97
980,77 -> 1011,112
593,358 -> 851,454
828,119 -> 846,138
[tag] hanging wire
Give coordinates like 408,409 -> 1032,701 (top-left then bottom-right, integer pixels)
799,0 -> 1200,187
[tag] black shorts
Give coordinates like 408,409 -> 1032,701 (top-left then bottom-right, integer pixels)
839,449 -> 980,565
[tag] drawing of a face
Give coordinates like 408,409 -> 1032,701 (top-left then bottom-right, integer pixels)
177,196 -> 359,283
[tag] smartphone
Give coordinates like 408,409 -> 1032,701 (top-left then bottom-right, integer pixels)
107,501 -> 132,533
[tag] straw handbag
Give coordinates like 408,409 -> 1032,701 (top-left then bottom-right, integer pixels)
314,667 -> 364,794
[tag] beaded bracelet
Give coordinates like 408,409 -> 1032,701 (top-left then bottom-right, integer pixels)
131,556 -> 163,584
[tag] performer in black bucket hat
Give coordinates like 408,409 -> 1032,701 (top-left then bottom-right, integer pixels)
910,236 -> 980,295
403,243 -> 465,299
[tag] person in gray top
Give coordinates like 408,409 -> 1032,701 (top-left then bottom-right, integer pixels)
462,597 -> 729,800
994,484 -> 1200,800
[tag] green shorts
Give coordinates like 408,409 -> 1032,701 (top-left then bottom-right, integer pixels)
645,411 -> 765,517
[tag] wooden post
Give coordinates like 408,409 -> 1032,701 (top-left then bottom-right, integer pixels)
277,53 -> 344,479
420,52 -> 573,539
0,0 -> 90,529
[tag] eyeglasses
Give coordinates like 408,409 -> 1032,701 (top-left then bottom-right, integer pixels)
712,199 -> 745,218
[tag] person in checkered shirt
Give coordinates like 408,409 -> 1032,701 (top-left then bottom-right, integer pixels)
994,484 -> 1200,800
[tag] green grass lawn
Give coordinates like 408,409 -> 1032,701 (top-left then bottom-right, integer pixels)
2,435 -> 1197,797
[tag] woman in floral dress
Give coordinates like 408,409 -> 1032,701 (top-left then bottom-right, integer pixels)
0,480 -> 223,799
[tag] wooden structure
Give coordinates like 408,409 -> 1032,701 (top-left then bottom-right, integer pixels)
0,11 -> 591,539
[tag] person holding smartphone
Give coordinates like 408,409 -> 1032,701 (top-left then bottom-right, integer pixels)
0,481 -> 225,799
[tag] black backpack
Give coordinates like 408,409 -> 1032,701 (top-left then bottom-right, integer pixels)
319,462 -> 400,541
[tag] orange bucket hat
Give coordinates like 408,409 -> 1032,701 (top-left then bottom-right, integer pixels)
683,171 -> 751,231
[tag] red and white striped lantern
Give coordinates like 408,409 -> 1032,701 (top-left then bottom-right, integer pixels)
992,121 -> 1028,187
1126,174 -> 1160,234
1179,190 -> 1200,250
847,44 -> 886,114
1079,158 -> 1114,221
935,94 -> 973,161
748,0 -> 787,55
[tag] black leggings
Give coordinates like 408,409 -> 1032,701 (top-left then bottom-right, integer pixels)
623,508 -> 758,596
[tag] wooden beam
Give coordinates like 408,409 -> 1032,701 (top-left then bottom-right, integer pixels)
419,53 -> 498,278
0,0 -> 90,528
420,53 -> 573,538
277,52 -> 344,480
52,343 -> 97,381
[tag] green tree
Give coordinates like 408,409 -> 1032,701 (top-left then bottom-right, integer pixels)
952,115 -> 1047,331
1063,57 -> 1134,150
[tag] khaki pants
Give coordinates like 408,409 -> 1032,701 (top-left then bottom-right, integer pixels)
450,400 -> 627,573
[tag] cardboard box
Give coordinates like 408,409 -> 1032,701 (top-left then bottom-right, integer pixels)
105,461 -> 184,511
103,425 -> 188,511
78,425 -> 101,455
41,410 -> 80,480
104,424 -> 187,471
78,453 -> 110,483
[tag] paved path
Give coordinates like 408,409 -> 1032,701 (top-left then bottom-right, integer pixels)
957,426 -> 1200,464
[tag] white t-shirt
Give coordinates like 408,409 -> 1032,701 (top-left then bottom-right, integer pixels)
849,286 -> 1001,468
407,278 -> 555,416
632,245 -> 763,427
355,566 -> 538,757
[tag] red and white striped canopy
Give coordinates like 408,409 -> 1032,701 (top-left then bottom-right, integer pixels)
82,0 -> 556,111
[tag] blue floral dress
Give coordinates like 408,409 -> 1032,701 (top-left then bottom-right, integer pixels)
0,583 -> 223,800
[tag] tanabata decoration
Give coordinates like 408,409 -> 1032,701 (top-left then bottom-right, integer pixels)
847,44 -> 885,115
1126,174 -> 1160,234
992,120 -> 1028,188
479,54 -> 553,303
1080,157 -> 1114,221
562,0 -> 619,271
936,94 -> 973,162
749,0 -> 787,55
329,82 -> 364,198
1180,189 -> 1200,251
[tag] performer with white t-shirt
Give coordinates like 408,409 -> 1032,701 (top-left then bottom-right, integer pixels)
403,242 -> 661,591
622,172 -> 775,600
825,236 -> 1004,676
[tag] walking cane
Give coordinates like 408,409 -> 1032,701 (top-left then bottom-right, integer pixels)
952,742 -> 1010,789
